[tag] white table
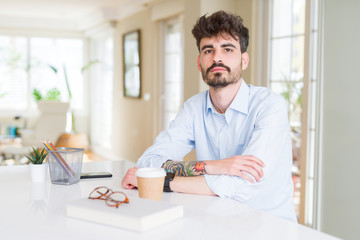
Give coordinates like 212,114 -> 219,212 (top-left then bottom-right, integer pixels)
0,160 -> 340,240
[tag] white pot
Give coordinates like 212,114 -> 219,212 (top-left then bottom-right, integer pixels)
37,101 -> 70,114
30,163 -> 48,182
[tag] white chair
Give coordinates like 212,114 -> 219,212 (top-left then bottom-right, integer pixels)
20,101 -> 70,148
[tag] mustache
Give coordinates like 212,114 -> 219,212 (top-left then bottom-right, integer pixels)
206,63 -> 231,75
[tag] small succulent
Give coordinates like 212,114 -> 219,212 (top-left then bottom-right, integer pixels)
26,147 -> 48,164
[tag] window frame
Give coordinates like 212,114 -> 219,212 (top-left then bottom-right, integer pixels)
87,24 -> 116,157
263,0 -> 320,226
159,15 -> 185,131
0,31 -> 86,118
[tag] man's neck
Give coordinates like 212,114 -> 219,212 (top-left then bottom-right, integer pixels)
209,79 -> 242,114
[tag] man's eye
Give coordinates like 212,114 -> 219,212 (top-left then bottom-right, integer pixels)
204,49 -> 213,54
225,48 -> 233,52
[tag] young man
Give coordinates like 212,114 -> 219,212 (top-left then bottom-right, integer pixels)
122,11 -> 297,222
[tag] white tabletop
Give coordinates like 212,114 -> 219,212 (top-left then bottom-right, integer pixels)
0,160 -> 340,240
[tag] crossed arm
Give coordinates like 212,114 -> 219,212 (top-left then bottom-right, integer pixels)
162,156 -> 264,182
121,155 -> 265,195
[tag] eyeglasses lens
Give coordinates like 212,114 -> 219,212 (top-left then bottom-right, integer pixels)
105,192 -> 128,206
89,187 -> 109,199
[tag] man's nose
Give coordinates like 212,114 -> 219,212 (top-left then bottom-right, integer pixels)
213,50 -> 223,63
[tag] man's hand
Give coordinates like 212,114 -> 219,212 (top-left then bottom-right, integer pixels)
205,155 -> 265,183
121,167 -> 138,189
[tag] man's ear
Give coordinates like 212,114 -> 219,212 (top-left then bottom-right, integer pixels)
197,55 -> 201,71
241,52 -> 249,70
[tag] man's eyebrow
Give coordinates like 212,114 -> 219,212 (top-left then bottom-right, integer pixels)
201,44 -> 213,51
200,43 -> 237,51
221,43 -> 237,48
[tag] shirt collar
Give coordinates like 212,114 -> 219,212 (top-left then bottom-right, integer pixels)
228,79 -> 249,115
206,91 -> 214,113
206,79 -> 249,115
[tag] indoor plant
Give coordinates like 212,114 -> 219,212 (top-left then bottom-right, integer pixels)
32,87 -> 70,114
32,87 -> 61,101
46,61 -> 98,151
49,60 -> 99,133
26,147 -> 48,182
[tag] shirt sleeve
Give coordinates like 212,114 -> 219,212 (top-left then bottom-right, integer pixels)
204,95 -> 292,202
136,102 -> 195,168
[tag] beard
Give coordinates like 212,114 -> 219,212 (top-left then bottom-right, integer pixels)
201,62 -> 242,89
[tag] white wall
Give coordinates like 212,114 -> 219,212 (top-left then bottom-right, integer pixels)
113,9 -> 157,162
320,0 -> 360,239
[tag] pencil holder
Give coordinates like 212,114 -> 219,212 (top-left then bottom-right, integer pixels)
48,147 -> 84,185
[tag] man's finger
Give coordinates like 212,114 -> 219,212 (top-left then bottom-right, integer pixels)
239,171 -> 255,183
243,160 -> 264,178
242,166 -> 261,182
248,155 -> 265,167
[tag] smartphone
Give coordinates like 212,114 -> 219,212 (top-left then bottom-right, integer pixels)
80,172 -> 113,179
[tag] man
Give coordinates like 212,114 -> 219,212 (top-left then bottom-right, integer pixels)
122,10 -> 297,222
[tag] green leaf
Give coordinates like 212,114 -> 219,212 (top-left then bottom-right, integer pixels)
81,60 -> 99,73
62,65 -> 72,100
0,92 -> 7,98
38,149 -> 48,163
25,155 -> 34,164
26,147 -> 47,164
32,88 -> 43,101
48,64 -> 58,74
45,88 -> 61,100
33,147 -> 39,159
281,92 -> 290,101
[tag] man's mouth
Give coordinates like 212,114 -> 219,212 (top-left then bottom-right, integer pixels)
210,67 -> 227,72
206,63 -> 231,75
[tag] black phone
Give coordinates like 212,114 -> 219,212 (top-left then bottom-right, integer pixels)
80,172 -> 113,179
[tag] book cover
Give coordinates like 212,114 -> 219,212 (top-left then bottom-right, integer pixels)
66,197 -> 184,232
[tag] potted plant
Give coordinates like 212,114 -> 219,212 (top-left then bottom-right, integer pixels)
48,60 -> 99,133
32,88 -> 70,114
19,89 -> 69,147
26,147 -> 48,182
47,61 -> 98,151
33,87 -> 61,101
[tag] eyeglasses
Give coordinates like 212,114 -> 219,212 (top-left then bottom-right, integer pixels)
89,186 -> 129,208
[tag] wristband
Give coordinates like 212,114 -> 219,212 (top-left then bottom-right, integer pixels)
164,172 -> 175,192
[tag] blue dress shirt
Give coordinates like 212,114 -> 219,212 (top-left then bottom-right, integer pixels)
137,80 -> 297,222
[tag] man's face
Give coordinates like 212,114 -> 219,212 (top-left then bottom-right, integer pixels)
197,33 -> 249,89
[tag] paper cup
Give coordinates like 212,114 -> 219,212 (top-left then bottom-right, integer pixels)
136,168 -> 166,201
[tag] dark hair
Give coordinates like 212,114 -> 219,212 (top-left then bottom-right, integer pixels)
192,10 -> 249,53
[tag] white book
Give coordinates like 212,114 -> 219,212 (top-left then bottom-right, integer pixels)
66,197 -> 184,232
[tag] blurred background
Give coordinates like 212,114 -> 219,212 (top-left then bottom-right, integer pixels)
0,0 -> 358,239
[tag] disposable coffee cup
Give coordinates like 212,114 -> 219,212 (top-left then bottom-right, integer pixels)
136,168 -> 166,201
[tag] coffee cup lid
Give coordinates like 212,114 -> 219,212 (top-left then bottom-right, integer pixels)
136,168 -> 166,178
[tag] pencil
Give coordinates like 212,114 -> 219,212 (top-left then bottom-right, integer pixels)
41,139 -> 75,178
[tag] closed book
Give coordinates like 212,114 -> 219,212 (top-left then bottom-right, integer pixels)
66,197 -> 183,232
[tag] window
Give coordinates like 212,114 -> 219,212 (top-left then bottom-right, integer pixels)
0,36 -> 28,111
304,0 -> 320,227
30,37 -> 84,109
269,0 -> 306,219
160,16 -> 184,130
90,37 -> 114,151
268,0 -> 320,226
0,35 -> 84,114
